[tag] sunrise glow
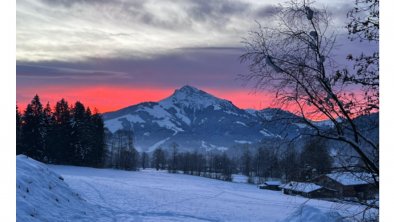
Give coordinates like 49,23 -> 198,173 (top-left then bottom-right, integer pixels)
17,85 -> 279,113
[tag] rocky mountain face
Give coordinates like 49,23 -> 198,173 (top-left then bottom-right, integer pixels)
103,85 -> 313,152
103,85 -> 377,154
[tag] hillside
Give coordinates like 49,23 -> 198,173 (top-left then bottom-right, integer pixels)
16,155 -> 110,221
103,85 -> 308,152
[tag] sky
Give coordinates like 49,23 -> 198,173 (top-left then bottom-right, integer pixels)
16,0 -> 369,113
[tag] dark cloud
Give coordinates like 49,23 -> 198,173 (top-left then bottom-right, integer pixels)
16,64 -> 128,79
16,32 -> 377,89
182,0 -> 252,30
255,5 -> 282,18
119,0 -> 253,31
17,47 -> 249,89
188,0 -> 251,20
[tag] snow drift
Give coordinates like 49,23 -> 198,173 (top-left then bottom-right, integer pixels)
16,155 -> 108,221
279,205 -> 345,222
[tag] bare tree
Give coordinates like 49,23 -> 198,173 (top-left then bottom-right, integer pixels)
141,152 -> 149,169
168,142 -> 179,173
240,0 -> 378,217
280,143 -> 300,182
152,147 -> 166,170
241,146 -> 252,177
108,128 -> 139,170
241,0 -> 378,176
344,0 -> 379,111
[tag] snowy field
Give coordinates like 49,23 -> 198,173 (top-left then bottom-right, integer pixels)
17,155 -> 374,222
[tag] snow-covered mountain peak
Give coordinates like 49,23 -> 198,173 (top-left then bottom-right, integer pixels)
103,85 -> 327,152
176,85 -> 202,94
171,85 -> 212,100
160,85 -> 232,110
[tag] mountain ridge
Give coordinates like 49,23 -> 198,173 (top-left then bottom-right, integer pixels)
103,85 -> 308,152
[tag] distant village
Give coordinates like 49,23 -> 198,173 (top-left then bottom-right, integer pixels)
257,172 -> 378,201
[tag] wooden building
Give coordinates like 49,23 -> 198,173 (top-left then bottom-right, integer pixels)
280,181 -> 337,199
312,172 -> 377,200
258,181 -> 282,191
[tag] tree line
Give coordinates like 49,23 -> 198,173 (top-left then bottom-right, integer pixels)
104,138 -> 234,181
16,95 -> 332,184
16,95 -> 106,167
153,144 -> 234,181
115,137 -> 332,184
105,127 -> 139,170
240,137 -> 332,183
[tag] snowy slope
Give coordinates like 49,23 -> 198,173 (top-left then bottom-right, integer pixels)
160,85 -> 233,110
16,155 -> 111,221
49,164 -> 376,222
103,86 -> 303,152
279,206 -> 344,222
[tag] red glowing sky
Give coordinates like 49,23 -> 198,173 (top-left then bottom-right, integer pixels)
17,84 -> 369,121
16,85 -> 277,113
15,0 -> 375,122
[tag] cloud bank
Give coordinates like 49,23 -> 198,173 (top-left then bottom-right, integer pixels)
17,0 -> 369,113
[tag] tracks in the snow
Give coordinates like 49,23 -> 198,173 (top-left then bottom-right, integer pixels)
79,179 -> 220,221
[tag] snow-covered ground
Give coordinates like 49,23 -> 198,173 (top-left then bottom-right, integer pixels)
16,155 -> 110,221
17,155 -> 375,221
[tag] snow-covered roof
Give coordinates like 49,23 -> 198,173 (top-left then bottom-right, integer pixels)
280,182 -> 322,193
326,172 -> 376,186
264,181 -> 282,186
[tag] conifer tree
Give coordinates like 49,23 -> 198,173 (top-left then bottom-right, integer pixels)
21,95 -> 45,160
71,101 -> 87,165
42,102 -> 55,162
53,98 -> 73,164
16,105 -> 23,154
17,96 -> 106,167
88,111 -> 106,167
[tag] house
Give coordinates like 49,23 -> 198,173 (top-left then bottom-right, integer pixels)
312,172 -> 378,200
258,181 -> 282,191
280,181 -> 337,198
